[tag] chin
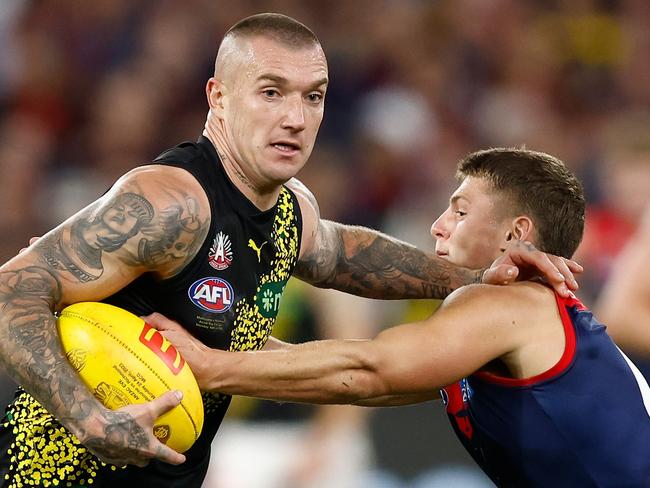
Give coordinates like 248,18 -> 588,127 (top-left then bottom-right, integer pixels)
270,161 -> 306,182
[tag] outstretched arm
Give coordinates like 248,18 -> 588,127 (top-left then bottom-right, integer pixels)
151,284 -> 527,406
0,165 -> 210,466
289,179 -> 580,299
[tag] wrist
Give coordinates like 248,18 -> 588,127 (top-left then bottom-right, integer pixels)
204,349 -> 246,394
194,348 -> 225,393
65,403 -> 110,443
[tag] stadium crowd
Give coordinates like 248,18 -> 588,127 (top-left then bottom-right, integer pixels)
0,1 -> 647,486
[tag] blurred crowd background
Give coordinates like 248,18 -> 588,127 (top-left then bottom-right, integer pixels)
0,0 -> 648,487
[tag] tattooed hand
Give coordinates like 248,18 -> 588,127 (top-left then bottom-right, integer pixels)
81,390 -> 186,467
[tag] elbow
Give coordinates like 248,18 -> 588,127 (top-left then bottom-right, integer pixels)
330,349 -> 391,404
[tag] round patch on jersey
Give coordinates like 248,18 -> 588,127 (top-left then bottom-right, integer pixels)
188,277 -> 235,313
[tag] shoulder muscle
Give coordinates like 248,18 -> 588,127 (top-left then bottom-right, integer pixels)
286,178 -> 320,260
8,165 -> 210,306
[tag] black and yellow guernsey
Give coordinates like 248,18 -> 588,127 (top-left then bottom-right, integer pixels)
0,136 -> 303,487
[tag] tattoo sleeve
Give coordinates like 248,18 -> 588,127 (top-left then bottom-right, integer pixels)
0,266 -> 103,436
294,221 -> 481,299
0,170 -> 210,458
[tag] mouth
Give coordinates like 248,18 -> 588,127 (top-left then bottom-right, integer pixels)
435,250 -> 448,258
271,141 -> 301,155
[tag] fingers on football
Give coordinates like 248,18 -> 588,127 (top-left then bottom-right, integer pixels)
149,390 -> 183,418
145,391 -> 186,464
153,442 -> 186,465
142,312 -> 173,330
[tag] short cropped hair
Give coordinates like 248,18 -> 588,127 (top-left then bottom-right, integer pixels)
457,148 -> 585,258
223,13 -> 321,49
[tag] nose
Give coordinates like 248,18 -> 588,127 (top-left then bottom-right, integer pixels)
431,212 -> 450,240
281,94 -> 306,131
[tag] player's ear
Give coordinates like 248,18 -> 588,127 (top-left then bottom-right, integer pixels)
507,216 -> 534,242
206,77 -> 227,117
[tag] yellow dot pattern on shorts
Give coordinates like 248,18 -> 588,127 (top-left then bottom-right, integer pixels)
1,390 -> 125,486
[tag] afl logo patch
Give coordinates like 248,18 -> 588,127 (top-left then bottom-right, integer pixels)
208,231 -> 233,270
188,277 -> 234,313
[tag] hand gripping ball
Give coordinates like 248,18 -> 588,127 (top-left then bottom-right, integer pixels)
57,302 -> 204,452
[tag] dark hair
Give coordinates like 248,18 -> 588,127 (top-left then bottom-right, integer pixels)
223,13 -> 320,49
457,148 -> 585,258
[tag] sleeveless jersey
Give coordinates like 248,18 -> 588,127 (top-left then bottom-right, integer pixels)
0,136 -> 303,487
442,293 -> 650,487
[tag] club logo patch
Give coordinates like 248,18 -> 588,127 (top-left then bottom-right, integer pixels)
189,277 -> 234,313
153,424 -> 171,444
255,280 -> 287,319
208,231 -> 233,270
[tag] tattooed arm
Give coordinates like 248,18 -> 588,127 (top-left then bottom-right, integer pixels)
288,179 -> 580,299
296,219 -> 474,299
0,165 -> 210,466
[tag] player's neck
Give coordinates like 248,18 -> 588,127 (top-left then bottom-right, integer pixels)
202,128 -> 281,211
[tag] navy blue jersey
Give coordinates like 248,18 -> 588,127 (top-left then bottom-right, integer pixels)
0,136 -> 303,487
442,293 -> 650,487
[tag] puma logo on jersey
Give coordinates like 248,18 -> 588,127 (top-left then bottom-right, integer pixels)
248,239 -> 267,262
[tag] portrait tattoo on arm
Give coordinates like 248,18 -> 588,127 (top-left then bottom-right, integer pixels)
40,192 -> 154,282
39,186 -> 208,282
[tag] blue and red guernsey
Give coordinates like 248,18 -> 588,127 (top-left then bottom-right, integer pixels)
441,293 -> 650,487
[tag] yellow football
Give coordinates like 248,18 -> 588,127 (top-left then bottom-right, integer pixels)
57,302 -> 204,453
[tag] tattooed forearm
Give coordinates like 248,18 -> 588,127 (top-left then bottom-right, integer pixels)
0,264 -> 162,464
0,266 -> 103,429
0,169 -> 206,465
295,223 -> 481,299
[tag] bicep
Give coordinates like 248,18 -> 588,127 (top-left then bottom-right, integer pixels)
3,166 -> 211,307
366,286 -> 520,395
287,178 -> 341,285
